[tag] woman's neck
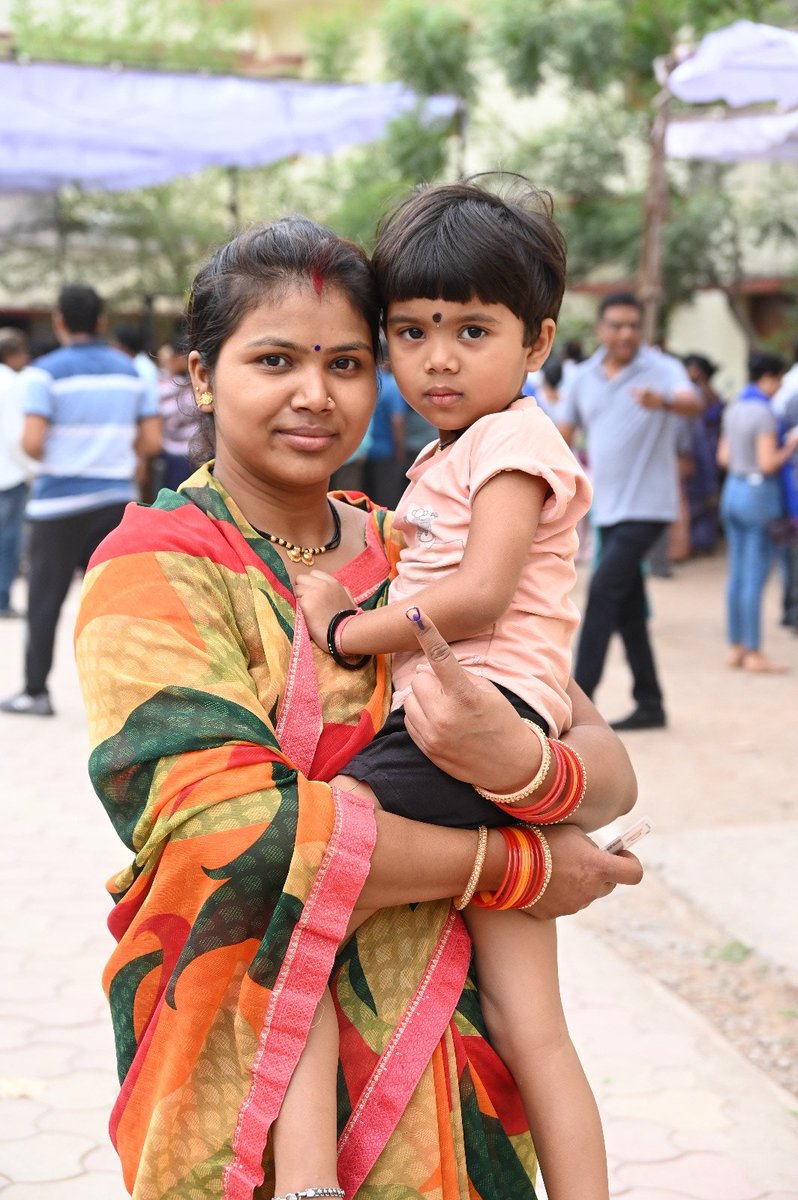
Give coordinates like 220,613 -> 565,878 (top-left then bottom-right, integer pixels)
213,460 -> 333,544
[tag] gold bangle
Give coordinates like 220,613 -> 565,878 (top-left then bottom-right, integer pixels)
522,827 -> 553,909
455,825 -> 489,910
473,719 -> 551,805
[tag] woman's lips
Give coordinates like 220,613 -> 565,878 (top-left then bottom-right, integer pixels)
277,427 -> 336,451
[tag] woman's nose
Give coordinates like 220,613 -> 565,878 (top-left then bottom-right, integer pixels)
291,372 -> 331,411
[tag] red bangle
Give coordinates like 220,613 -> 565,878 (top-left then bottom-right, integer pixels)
333,609 -> 362,656
494,739 -> 586,824
471,826 -> 551,911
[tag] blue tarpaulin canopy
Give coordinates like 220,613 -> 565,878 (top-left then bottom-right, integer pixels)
0,61 -> 458,192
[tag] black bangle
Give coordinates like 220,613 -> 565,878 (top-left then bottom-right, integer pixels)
326,609 -> 371,671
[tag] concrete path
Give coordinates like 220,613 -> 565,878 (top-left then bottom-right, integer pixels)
0,555 -> 796,1198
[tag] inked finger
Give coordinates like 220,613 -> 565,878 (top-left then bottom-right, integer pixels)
405,606 -> 471,692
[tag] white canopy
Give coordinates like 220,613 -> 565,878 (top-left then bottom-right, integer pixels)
666,108 -> 798,163
0,61 -> 458,193
668,19 -> 798,108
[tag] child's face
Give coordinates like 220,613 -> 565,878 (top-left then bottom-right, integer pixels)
385,298 -> 554,435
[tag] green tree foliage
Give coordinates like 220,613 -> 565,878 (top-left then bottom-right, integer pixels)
10,0 -> 254,71
488,0 -> 798,329
303,9 -> 364,82
379,0 -> 475,102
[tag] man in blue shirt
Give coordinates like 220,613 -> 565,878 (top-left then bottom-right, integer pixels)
558,292 -> 699,731
1,284 -> 161,716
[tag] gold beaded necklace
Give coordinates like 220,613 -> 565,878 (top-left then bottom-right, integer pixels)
253,500 -> 341,566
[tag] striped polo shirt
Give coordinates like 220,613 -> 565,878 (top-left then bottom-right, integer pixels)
23,341 -> 158,520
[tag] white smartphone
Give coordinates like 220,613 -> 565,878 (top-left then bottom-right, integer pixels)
603,816 -> 653,855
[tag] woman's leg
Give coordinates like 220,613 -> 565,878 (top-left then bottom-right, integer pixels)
464,907 -> 608,1200
721,482 -> 745,663
271,986 -> 341,1196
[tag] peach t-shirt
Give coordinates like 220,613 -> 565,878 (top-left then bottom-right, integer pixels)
389,395 -> 592,735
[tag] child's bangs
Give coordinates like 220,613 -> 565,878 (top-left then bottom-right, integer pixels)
384,224 -> 515,312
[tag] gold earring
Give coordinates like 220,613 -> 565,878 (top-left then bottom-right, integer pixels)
196,391 -> 214,408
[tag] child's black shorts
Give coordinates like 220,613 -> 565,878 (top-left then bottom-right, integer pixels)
344,683 -> 549,829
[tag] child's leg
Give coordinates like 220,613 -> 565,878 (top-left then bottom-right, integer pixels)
271,985 -> 341,1196
463,907 -> 608,1200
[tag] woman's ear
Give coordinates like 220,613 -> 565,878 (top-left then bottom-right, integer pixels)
525,318 -> 557,372
188,350 -> 209,395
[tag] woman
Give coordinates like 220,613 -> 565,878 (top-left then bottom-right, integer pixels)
718,350 -> 798,672
75,217 -> 640,1199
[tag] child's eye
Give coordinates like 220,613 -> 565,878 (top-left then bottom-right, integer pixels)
399,327 -> 425,341
461,326 -> 487,340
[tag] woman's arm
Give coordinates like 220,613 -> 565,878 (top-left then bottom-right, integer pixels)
756,427 -> 798,475
559,678 -> 637,831
402,615 -> 637,832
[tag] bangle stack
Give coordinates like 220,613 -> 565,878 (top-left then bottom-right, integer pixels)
326,608 -> 371,671
470,825 -> 552,911
474,720 -> 586,824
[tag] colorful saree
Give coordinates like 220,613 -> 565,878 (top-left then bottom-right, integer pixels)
75,464 -> 538,1199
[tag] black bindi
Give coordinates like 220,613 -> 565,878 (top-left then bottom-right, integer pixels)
432,312 -> 442,324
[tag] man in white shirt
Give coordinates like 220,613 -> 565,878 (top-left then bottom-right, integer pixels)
0,328 -> 32,618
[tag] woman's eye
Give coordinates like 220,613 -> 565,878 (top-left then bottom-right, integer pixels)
462,326 -> 487,340
262,354 -> 288,367
331,357 -> 358,371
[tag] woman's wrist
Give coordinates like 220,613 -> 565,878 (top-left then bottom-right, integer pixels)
473,720 -> 549,795
480,828 -> 511,892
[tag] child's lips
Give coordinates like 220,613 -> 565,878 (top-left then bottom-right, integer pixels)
424,389 -> 462,408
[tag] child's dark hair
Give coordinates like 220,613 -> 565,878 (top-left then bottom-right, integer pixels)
186,216 -> 380,464
371,175 -> 566,344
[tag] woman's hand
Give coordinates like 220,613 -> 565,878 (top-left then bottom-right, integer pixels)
402,608 -> 538,792
402,609 -> 643,915
294,570 -> 355,648
525,824 -> 643,919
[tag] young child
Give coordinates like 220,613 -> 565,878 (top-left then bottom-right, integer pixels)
295,179 -> 606,1200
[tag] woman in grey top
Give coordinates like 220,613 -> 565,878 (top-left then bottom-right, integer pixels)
717,351 -> 798,672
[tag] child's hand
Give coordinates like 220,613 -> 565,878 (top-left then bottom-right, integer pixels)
295,570 -> 356,648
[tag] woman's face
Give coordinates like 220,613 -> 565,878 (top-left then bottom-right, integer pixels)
189,282 -> 376,495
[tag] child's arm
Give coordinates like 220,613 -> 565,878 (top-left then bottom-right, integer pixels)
296,470 -> 548,655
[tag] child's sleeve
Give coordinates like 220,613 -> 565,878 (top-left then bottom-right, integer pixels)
468,407 -> 592,525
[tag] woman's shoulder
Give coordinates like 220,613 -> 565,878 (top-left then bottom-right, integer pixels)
87,489 -> 239,574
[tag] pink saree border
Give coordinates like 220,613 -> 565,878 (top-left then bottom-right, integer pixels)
223,785 -> 376,1200
336,909 -> 472,1196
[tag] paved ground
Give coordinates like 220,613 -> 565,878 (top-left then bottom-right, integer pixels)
1,553 -> 797,1199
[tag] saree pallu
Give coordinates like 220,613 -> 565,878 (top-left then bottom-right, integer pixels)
75,464 -> 538,1199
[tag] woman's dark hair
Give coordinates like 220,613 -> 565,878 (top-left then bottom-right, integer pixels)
371,175 -> 566,344
186,216 -> 380,463
747,350 -> 785,382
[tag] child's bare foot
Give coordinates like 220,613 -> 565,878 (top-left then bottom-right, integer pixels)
742,651 -> 788,674
726,645 -> 745,668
